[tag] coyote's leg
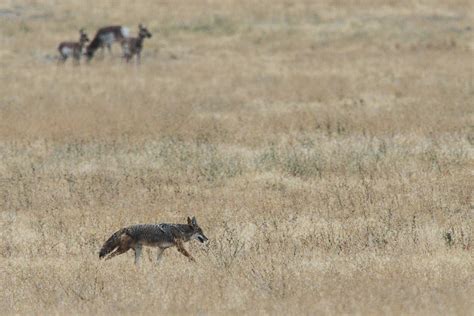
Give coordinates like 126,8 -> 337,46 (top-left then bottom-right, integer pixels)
175,239 -> 195,262
156,248 -> 164,264
134,245 -> 142,265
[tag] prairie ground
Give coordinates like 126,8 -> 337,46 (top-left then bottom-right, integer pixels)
0,0 -> 473,314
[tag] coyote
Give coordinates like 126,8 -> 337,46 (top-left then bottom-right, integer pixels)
99,217 -> 208,265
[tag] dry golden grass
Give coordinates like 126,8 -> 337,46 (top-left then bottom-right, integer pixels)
0,0 -> 473,314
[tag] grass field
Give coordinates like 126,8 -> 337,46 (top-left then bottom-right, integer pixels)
0,0 -> 473,314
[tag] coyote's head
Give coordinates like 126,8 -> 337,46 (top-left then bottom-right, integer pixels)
187,216 -> 208,243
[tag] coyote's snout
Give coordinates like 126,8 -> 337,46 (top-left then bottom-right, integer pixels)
99,217 -> 208,265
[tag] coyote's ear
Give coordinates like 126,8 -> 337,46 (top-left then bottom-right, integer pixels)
187,217 -> 193,226
191,216 -> 197,226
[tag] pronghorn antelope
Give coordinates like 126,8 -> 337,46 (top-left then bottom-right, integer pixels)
85,25 -> 130,61
121,24 -> 152,63
57,29 -> 90,64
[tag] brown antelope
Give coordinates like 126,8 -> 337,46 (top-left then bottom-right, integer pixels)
85,25 -> 130,61
57,29 -> 90,65
121,24 -> 152,64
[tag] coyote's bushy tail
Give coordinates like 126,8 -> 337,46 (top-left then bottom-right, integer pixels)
99,228 -> 127,259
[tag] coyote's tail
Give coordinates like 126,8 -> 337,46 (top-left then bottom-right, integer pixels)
99,228 -> 127,259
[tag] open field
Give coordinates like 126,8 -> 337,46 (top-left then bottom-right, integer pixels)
0,0 -> 473,314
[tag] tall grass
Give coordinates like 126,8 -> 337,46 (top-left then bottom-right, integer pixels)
0,0 -> 472,314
